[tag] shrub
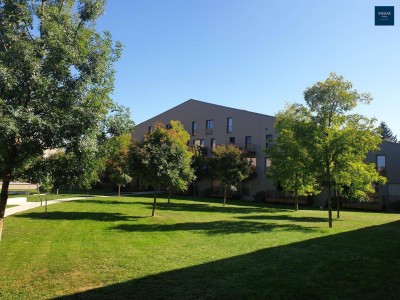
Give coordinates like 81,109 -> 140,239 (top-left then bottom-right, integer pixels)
202,188 -> 211,197
253,191 -> 266,202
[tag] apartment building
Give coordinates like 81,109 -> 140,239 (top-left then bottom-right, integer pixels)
133,99 -> 400,209
133,99 -> 276,200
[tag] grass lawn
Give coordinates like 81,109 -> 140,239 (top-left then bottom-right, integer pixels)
0,195 -> 399,299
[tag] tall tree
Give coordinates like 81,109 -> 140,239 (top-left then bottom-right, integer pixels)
266,104 -> 319,211
303,73 -> 382,228
101,103 -> 135,141
209,144 -> 251,206
379,121 -> 397,143
0,0 -> 121,239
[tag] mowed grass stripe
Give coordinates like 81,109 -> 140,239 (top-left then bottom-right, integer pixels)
0,194 -> 399,299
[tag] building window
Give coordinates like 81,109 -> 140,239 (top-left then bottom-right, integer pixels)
166,124 -> 172,129
194,139 -> 205,147
229,137 -> 235,145
211,138 -> 216,149
265,157 -> 272,173
206,120 -> 213,135
148,126 -> 153,133
245,136 -> 252,150
265,134 -> 273,148
227,117 -> 233,133
377,155 -> 386,176
192,121 -> 197,136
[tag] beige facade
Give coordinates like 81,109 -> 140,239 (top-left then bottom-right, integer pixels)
133,99 -> 276,199
134,99 -> 400,208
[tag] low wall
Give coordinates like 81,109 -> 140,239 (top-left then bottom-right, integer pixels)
0,182 -> 37,191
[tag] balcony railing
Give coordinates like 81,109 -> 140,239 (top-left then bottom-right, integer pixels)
237,143 -> 257,156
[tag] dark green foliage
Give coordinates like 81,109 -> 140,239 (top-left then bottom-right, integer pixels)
209,144 -> 251,205
190,145 -> 208,197
0,0 -> 121,236
380,121 -> 397,143
128,123 -> 194,215
265,104 -> 318,211
253,191 -> 266,202
270,73 -> 386,227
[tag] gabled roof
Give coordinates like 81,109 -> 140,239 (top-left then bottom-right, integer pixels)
136,99 -> 275,127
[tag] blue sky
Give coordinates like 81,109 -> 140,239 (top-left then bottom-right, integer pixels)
97,1 -> 400,136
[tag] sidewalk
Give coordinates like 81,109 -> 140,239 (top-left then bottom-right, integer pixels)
4,192 -> 151,217
5,197 -> 91,217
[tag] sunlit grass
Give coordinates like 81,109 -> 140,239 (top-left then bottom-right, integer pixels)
0,195 -> 399,299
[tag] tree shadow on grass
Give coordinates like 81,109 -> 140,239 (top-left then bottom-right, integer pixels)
55,220 -> 400,300
135,201 -> 281,215
15,211 -> 143,222
111,220 -> 317,235
71,199 -> 139,205
236,214 -> 328,223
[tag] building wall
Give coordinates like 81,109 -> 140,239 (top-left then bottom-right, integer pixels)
133,99 -> 400,207
133,99 -> 277,199
366,141 -> 400,209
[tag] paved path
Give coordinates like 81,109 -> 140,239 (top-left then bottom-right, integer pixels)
5,197 -> 91,217
4,191 -> 154,218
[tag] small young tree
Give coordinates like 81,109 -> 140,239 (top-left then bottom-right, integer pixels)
209,145 -> 251,206
164,121 -> 195,203
190,146 -> 208,198
266,104 -> 319,211
128,123 -> 194,216
105,133 -> 132,196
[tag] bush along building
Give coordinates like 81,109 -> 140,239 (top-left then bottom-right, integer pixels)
133,99 -> 400,210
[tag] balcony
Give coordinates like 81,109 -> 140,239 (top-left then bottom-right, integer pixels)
205,128 -> 213,135
237,143 -> 257,157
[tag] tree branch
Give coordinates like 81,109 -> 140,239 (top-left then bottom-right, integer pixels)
22,20 -> 35,42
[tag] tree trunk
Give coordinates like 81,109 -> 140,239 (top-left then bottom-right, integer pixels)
45,195 -> 48,214
151,183 -> 157,217
56,188 -> 59,195
168,186 -> 171,204
223,187 -> 227,206
118,185 -> 121,197
0,145 -> 18,241
193,182 -> 196,199
37,183 -> 42,206
69,186 -> 72,196
0,179 -> 11,241
328,184 -> 332,228
294,189 -> 299,211
337,189 -> 341,219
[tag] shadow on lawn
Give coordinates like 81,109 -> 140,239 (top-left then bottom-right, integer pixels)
71,199 -> 138,205
15,211 -> 141,222
111,220 -> 317,235
135,201 -> 282,215
236,214 -> 328,223
56,220 -> 400,300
